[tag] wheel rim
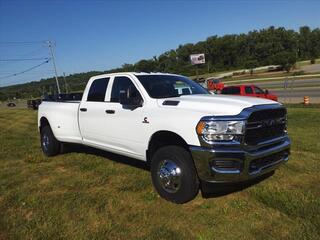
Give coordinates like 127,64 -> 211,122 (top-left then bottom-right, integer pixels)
157,159 -> 182,193
42,133 -> 50,151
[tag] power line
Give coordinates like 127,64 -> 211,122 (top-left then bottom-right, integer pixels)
0,41 -> 46,45
0,46 -> 47,67
0,40 -> 62,92
18,46 -> 46,58
47,40 -> 61,94
0,70 -> 54,74
0,57 -> 50,62
0,59 -> 51,80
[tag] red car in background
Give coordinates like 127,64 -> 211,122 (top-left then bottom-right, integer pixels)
221,84 -> 278,101
206,78 -> 225,92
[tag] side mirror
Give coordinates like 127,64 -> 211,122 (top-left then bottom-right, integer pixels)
265,89 -> 269,94
119,90 -> 129,105
119,89 -> 142,107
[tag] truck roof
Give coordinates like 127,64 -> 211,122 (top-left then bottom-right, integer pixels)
90,72 -> 179,79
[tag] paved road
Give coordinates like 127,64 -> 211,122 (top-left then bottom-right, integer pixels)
231,78 -> 320,103
273,87 -> 320,103
301,63 -> 320,73
273,88 -> 320,98
257,78 -> 320,89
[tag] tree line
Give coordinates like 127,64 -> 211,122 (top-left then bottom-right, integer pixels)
0,26 -> 319,101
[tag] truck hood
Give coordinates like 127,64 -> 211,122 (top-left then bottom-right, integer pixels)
157,94 -> 279,116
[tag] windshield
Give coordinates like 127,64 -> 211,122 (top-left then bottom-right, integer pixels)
136,74 -> 209,98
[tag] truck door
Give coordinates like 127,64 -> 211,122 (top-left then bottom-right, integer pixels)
244,86 -> 255,97
100,76 -> 146,158
253,86 -> 266,98
78,77 -> 112,145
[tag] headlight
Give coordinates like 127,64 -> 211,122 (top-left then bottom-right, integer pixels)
196,120 -> 245,142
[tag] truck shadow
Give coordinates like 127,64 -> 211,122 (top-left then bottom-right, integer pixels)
62,143 -> 149,171
61,143 -> 274,199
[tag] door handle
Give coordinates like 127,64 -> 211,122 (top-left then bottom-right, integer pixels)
105,110 -> 115,114
80,108 -> 87,112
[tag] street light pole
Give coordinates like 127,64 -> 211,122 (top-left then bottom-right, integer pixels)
47,40 -> 61,94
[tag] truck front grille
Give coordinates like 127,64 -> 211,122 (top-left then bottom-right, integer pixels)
245,108 -> 287,145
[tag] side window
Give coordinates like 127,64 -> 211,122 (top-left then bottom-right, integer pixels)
87,78 -> 110,102
111,76 -> 142,103
254,86 -> 264,94
245,86 -> 253,94
222,87 -> 240,94
232,87 -> 241,94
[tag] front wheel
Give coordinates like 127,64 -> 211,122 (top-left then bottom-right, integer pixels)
150,146 -> 199,204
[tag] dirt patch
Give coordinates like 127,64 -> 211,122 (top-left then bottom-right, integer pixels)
0,232 -> 8,240
39,177 -> 51,184
25,211 -> 33,221
56,166 -> 67,173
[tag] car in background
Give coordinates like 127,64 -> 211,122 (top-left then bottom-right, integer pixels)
221,84 -> 278,101
206,78 -> 225,93
7,102 -> 16,107
27,99 -> 42,110
43,92 -> 83,102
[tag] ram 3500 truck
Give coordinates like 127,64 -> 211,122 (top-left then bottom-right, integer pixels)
38,73 -> 290,203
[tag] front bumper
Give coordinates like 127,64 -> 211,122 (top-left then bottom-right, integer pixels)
190,136 -> 290,184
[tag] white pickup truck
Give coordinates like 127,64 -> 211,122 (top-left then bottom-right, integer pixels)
38,72 -> 290,203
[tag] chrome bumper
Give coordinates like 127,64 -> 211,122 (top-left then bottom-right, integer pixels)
190,136 -> 290,183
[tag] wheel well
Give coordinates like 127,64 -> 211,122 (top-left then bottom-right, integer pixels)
147,131 -> 189,165
39,117 -> 50,132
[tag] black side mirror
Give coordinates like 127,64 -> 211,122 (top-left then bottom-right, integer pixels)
119,90 -> 129,105
119,89 -> 142,107
265,89 -> 269,94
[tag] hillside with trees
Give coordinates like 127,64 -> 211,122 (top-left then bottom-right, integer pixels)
1,26 -> 319,101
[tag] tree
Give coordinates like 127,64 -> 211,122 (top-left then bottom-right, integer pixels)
299,26 -> 312,59
134,59 -> 157,72
244,59 -> 259,75
272,52 -> 297,72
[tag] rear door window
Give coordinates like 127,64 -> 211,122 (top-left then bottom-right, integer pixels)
221,86 -> 240,94
87,78 -> 110,102
245,86 -> 253,94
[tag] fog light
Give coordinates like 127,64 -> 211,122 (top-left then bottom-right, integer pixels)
211,160 -> 242,173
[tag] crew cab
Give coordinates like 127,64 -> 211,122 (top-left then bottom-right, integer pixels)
221,84 -> 278,101
38,73 -> 290,203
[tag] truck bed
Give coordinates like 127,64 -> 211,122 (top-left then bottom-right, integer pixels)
39,101 -> 83,143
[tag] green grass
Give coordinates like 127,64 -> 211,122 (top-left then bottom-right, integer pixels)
0,108 -> 320,239
295,59 -> 320,67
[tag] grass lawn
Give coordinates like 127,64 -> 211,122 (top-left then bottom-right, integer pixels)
0,107 -> 319,239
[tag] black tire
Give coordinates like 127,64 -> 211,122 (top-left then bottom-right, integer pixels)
40,125 -> 60,156
150,145 -> 199,204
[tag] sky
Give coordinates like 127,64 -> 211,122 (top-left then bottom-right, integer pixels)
0,0 -> 319,87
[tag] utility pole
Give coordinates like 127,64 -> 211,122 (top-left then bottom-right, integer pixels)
47,41 -> 61,94
63,72 -> 68,93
